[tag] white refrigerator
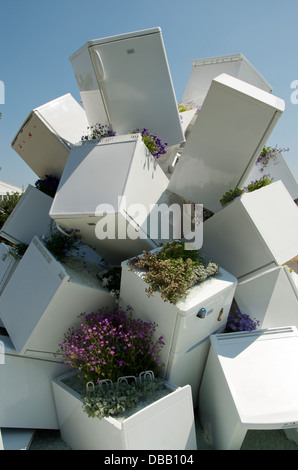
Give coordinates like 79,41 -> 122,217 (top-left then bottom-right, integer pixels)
182,53 -> 272,108
120,258 -> 237,403
49,135 -> 170,264
201,181 -> 298,279
0,236 -> 116,359
199,327 -> 298,450
168,73 -> 285,213
69,27 -> 184,148
11,93 -> 89,178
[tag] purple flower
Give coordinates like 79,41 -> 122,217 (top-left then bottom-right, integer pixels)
57,306 -> 164,385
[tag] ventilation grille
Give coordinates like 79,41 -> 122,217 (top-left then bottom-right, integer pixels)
216,326 -> 296,342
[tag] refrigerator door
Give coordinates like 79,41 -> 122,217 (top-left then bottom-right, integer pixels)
235,264 -> 298,329
70,28 -> 184,147
168,73 -> 285,213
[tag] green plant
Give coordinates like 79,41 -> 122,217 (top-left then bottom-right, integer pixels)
81,123 -> 116,141
257,145 -> 289,170
243,174 -> 273,192
97,266 -> 122,301
82,374 -> 166,420
0,191 -> 23,228
129,241 -> 219,304
220,174 -> 274,207
220,187 -> 243,207
40,226 -> 82,262
1,242 -> 28,261
35,175 -> 60,198
178,101 -> 201,113
132,128 -> 168,159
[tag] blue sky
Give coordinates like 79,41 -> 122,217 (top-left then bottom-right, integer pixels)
0,0 -> 298,188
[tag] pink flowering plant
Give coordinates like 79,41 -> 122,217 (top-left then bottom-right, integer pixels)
57,305 -> 165,385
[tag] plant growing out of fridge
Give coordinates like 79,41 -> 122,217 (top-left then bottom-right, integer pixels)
56,305 -> 166,416
34,174 -> 60,198
220,174 -> 274,207
132,128 -> 168,159
128,241 -> 219,304
256,145 -> 289,171
81,123 -> 116,141
97,266 -> 122,302
40,226 -> 83,263
225,307 -> 260,333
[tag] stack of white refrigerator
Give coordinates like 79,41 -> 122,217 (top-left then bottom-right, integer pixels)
3,24 -> 298,449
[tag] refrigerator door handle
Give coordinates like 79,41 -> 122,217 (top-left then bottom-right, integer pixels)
91,49 -> 105,82
90,47 -> 112,126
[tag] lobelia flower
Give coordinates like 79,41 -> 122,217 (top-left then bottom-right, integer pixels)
225,308 -> 260,333
256,145 -> 289,171
132,128 -> 168,159
57,305 -> 165,385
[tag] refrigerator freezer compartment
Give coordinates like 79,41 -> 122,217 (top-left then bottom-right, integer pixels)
168,73 -> 284,213
11,93 -> 89,178
199,327 -> 298,450
69,27 -> 184,148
